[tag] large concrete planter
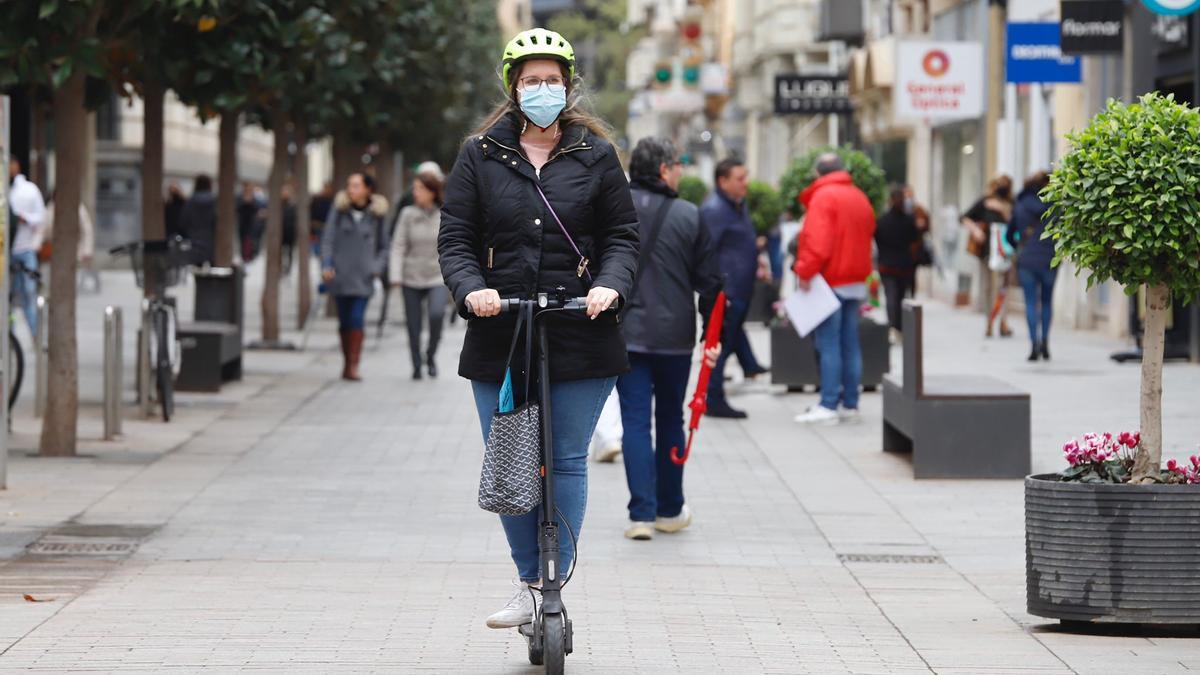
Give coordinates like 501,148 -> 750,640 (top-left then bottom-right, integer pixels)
1025,474 -> 1200,624
770,319 -> 890,392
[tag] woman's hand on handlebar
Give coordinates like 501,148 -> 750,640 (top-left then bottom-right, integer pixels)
321,268 -> 336,283
466,288 -> 502,317
586,286 -> 619,320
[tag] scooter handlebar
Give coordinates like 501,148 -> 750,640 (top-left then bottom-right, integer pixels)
468,295 -> 620,315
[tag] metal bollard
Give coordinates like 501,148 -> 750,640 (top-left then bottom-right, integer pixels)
34,295 -> 47,418
139,299 -> 152,416
103,306 -> 123,440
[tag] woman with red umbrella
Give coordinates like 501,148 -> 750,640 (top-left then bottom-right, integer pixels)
616,137 -> 724,541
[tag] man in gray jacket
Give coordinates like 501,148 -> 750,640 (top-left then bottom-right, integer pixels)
617,137 -> 724,541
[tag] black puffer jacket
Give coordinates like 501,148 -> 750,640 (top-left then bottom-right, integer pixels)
439,114 -> 640,383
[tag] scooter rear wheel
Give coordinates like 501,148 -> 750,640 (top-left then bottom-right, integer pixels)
543,613 -> 566,674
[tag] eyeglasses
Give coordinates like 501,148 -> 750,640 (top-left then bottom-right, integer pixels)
517,75 -> 566,90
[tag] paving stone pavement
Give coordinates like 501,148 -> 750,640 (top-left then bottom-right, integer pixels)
1,275 -> 1199,673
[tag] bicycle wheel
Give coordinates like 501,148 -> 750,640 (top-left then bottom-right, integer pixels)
155,310 -> 174,422
543,613 -> 566,675
8,331 -> 24,412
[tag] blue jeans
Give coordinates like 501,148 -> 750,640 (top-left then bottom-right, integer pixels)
334,296 -> 369,330
472,376 -> 615,583
707,297 -> 762,405
616,352 -> 691,522
1018,266 -> 1057,347
813,298 -> 862,411
12,250 -> 38,337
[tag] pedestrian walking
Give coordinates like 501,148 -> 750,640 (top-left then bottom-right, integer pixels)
617,137 -> 723,541
1006,171 -> 1057,361
42,192 -> 97,293
962,175 -> 1014,337
281,183 -> 297,275
321,172 -> 390,382
8,158 -> 45,336
792,153 -> 876,425
389,170 -> 447,380
237,182 -> 266,263
179,174 -> 217,267
164,182 -> 186,240
438,27 -> 638,629
310,181 -> 334,259
701,158 -> 766,420
875,186 -> 921,336
589,391 -> 623,462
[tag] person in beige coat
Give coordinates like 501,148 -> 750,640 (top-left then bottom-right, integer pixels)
389,170 -> 446,380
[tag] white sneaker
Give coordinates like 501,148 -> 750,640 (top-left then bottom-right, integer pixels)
839,408 -> 862,424
486,578 -> 541,629
794,405 -> 840,425
593,444 -> 622,463
625,521 -> 655,540
655,504 -> 693,533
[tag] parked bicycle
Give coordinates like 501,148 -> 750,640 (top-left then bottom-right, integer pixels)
110,237 -> 191,422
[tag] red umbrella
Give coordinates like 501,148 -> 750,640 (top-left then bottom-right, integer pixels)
670,291 -> 727,465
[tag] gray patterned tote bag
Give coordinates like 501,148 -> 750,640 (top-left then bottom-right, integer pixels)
478,303 -> 542,516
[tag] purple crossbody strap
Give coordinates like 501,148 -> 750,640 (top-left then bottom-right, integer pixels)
533,182 -> 593,282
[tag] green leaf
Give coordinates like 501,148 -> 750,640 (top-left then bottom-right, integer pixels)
39,0 -> 58,20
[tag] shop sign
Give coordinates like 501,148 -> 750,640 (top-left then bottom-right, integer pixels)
1060,1 -> 1124,54
1143,0 -> 1200,16
894,41 -> 984,120
773,75 -> 851,115
1006,22 -> 1082,83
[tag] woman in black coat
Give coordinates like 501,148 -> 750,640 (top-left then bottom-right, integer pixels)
874,187 -> 921,334
438,28 -> 639,629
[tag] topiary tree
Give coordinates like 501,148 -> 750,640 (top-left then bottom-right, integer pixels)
746,180 -> 783,235
779,145 -> 887,218
1043,93 -> 1200,483
677,175 -> 708,206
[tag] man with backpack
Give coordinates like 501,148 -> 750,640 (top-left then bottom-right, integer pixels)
617,137 -> 723,541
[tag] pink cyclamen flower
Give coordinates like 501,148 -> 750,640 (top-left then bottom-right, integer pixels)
1118,431 -> 1140,448
1168,459 -> 1181,472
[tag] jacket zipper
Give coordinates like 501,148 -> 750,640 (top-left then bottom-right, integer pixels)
485,135 -> 591,176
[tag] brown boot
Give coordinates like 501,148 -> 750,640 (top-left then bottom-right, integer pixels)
338,330 -> 351,379
344,329 -> 364,381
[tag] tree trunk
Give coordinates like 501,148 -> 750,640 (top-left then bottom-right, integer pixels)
294,120 -> 312,329
1133,283 -> 1170,483
39,72 -> 85,458
332,129 -> 360,190
260,109 -> 288,344
215,111 -> 239,267
140,77 -> 166,297
375,139 -> 396,206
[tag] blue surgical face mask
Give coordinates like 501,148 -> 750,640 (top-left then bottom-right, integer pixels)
518,83 -> 567,129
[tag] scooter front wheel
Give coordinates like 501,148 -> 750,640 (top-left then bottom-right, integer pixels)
543,613 -> 566,674
520,622 -> 543,665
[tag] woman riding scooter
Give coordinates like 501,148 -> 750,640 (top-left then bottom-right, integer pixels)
438,28 -> 639,629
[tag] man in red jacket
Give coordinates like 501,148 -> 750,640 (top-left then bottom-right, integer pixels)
792,154 -> 876,425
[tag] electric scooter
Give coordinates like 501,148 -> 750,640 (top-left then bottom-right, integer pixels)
488,288 -> 616,674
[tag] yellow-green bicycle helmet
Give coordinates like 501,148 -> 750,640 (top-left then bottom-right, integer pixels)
501,28 -> 576,91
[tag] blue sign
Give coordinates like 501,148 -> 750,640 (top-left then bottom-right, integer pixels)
1006,22 -> 1082,84
1143,0 -> 1200,16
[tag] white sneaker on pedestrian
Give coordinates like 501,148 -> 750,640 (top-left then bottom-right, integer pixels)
794,405 -> 840,425
624,521 -> 655,540
655,504 -> 693,533
486,578 -> 541,629
593,444 -> 622,463
839,407 -> 862,424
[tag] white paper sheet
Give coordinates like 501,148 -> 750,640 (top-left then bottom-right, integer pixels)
783,274 -> 841,338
